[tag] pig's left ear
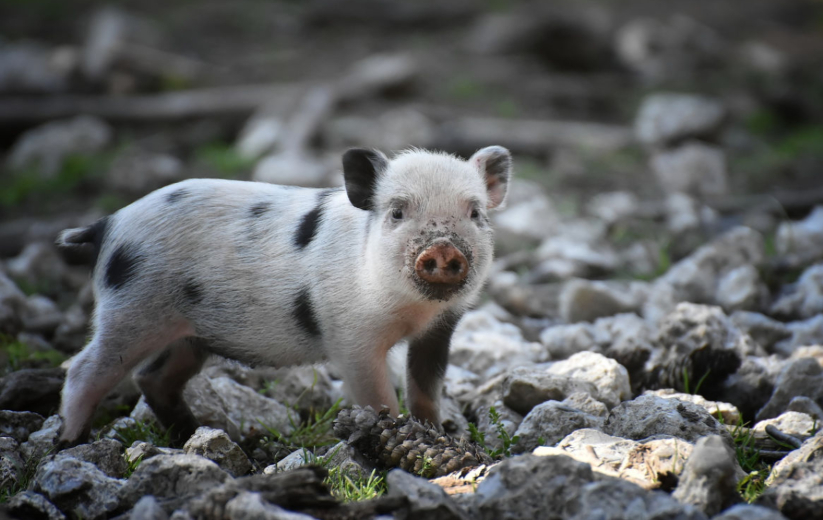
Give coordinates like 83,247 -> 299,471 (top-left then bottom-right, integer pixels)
343,148 -> 389,211
470,146 -> 512,209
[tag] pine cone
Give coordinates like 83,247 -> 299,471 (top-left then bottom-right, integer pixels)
333,407 -> 492,478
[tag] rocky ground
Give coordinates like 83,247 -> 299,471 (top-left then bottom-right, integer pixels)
2,1 -> 823,519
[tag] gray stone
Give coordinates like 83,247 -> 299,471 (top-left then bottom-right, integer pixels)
33,456 -> 124,520
593,313 -> 656,377
258,365 -> 335,417
20,294 -> 63,335
539,323 -> 599,360
124,441 -> 181,465
3,490 -> 66,520
183,426 -> 251,477
771,263 -> 823,320
266,448 -> 313,473
5,242 -> 73,294
130,495 -> 169,520
672,435 -> 740,516
775,205 -> 823,267
786,396 -> 823,422
546,352 -> 632,408
224,491 -> 318,520
440,395 -> 469,438
558,279 -> 649,323
775,315 -> 823,355
635,93 -> 725,147
0,436 -> 24,493
603,395 -> 731,445
53,303 -> 90,352
534,429 -> 637,479
451,309 -> 545,378
536,234 -> 620,276
20,414 -> 62,461
657,303 -> 751,356
754,412 -> 815,437
387,469 -> 467,520
501,366 -> 598,416
561,392 -> 608,418
56,439 -> 127,479
513,400 -> 604,453
0,270 -> 26,334
651,141 -> 728,197
712,504 -> 788,520
132,375 -> 294,442
586,191 -> 638,224
7,115 -> 112,177
717,265 -> 767,312
535,429 -> 695,490
493,190 -> 560,243
569,479 -> 708,520
730,311 -> 791,354
0,410 -> 45,442
718,356 -> 781,421
443,365 -> 481,399
764,434 -> 823,520
664,193 -> 718,235
643,227 -> 764,324
644,389 -> 740,425
757,358 -> 823,422
0,368 -> 65,417
470,454 -> 597,520
0,42 -> 72,94
118,454 -> 229,511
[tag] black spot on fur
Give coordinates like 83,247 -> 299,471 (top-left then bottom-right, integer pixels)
105,244 -> 143,290
293,190 -> 338,249
408,312 -> 462,398
183,280 -> 204,305
293,288 -> 321,337
249,202 -> 271,218
166,189 -> 189,204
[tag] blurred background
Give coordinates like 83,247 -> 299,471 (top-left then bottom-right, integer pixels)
1,0 -> 822,271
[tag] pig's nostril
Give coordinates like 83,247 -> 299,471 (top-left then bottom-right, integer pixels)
446,260 -> 462,274
423,259 -> 437,273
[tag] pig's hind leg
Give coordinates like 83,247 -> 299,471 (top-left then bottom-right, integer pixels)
58,309 -> 195,449
134,337 -> 209,446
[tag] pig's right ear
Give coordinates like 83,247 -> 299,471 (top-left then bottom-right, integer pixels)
342,148 -> 389,211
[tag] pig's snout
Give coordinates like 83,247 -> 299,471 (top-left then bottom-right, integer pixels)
415,239 -> 469,285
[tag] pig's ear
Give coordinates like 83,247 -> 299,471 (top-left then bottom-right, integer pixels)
343,148 -> 389,211
470,146 -> 512,209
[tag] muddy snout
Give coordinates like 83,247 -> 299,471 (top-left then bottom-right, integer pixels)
414,239 -> 469,285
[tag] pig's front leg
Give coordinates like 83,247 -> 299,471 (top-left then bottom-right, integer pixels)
406,312 -> 462,426
335,338 -> 399,416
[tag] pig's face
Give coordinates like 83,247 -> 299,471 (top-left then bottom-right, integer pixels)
343,147 -> 511,303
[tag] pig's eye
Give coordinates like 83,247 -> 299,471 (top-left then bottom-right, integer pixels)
391,208 -> 404,220
470,208 -> 480,219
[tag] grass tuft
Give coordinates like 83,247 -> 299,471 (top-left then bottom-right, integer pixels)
259,398 -> 343,453
469,406 -> 520,459
325,467 -> 387,503
1,334 -> 67,374
113,419 -> 172,448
